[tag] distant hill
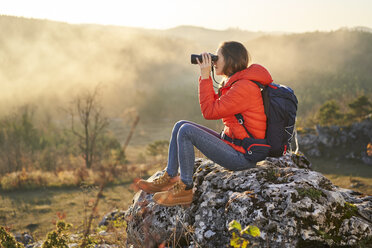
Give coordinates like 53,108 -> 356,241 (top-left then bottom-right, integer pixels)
1,15 -> 371,126
341,26 -> 372,33
159,25 -> 266,47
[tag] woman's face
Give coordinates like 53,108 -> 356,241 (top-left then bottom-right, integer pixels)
214,48 -> 225,76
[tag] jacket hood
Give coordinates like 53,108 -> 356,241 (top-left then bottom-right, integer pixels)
225,64 -> 273,87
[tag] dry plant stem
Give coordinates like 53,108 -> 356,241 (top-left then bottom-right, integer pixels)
80,114 -> 138,247
172,224 -> 182,247
166,215 -> 197,247
81,182 -> 105,247
82,188 -> 88,235
177,216 -> 201,247
122,115 -> 140,153
172,216 -> 185,247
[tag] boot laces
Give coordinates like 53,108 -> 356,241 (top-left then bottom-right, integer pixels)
171,181 -> 184,194
153,173 -> 169,185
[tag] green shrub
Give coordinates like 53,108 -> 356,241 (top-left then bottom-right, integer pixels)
146,140 -> 169,157
42,221 -> 72,248
0,226 -> 24,248
296,187 -> 324,200
348,95 -> 372,121
317,100 -> 344,126
315,95 -> 372,127
228,220 -> 260,248
343,202 -> 358,219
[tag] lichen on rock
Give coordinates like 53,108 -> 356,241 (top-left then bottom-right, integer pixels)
122,153 -> 372,247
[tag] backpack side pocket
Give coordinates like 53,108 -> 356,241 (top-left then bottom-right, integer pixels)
242,138 -> 270,162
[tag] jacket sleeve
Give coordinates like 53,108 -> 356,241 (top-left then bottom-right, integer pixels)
199,77 -> 261,120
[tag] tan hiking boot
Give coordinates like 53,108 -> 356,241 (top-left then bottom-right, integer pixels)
153,180 -> 193,207
136,171 -> 179,194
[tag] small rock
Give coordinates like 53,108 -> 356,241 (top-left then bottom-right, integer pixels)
15,232 -> 34,246
204,230 -> 215,239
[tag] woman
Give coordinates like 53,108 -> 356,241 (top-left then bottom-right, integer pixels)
137,41 -> 273,206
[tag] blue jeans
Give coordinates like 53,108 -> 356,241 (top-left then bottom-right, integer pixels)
166,120 -> 256,186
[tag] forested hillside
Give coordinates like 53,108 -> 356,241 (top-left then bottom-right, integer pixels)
246,31 -> 372,120
1,15 -> 371,126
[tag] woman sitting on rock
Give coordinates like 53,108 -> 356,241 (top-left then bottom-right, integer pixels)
137,41 -> 273,207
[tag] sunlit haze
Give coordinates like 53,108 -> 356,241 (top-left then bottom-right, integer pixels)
2,0 -> 372,32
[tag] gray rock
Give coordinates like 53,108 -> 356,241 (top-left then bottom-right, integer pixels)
94,244 -> 119,248
316,125 -> 336,147
362,155 -> 372,165
203,230 -> 215,239
25,241 -> 43,248
15,232 -> 34,246
99,209 -> 126,226
123,154 -> 372,247
298,119 -> 372,164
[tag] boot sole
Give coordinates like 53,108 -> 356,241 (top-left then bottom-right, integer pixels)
137,183 -> 176,194
154,197 -> 193,207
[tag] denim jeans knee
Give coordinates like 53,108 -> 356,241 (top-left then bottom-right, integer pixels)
166,120 -> 256,185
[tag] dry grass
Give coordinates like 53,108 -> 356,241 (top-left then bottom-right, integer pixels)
0,152 -> 165,242
0,162 -> 150,191
0,183 -> 135,241
324,174 -> 372,195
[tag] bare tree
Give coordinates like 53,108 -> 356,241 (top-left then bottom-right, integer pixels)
69,85 -> 109,169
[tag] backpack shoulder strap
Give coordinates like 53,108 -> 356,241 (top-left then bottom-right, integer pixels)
252,81 -> 270,118
234,113 -> 255,139
231,80 -> 268,138
251,80 -> 264,90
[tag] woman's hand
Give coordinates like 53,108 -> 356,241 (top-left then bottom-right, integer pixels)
196,52 -> 212,80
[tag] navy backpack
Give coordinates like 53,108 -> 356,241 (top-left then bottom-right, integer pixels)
256,81 -> 298,157
222,81 -> 298,161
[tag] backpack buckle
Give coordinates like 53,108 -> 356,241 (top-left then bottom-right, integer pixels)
220,131 -> 225,140
283,145 -> 287,155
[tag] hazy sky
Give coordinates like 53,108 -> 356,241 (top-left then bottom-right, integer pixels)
1,0 -> 372,32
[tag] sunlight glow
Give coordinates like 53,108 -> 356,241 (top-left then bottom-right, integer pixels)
1,0 -> 372,32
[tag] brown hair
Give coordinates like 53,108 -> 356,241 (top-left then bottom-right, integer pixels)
219,41 -> 250,76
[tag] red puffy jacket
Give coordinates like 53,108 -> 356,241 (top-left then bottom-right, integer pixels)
199,64 -> 273,154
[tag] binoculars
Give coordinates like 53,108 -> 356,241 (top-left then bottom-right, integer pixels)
190,53 -> 218,64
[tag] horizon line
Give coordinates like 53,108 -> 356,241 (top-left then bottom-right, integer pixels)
1,14 -> 372,34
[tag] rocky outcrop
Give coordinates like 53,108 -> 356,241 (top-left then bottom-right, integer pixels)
122,154 -> 372,247
298,119 -> 372,165
14,232 -> 34,247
